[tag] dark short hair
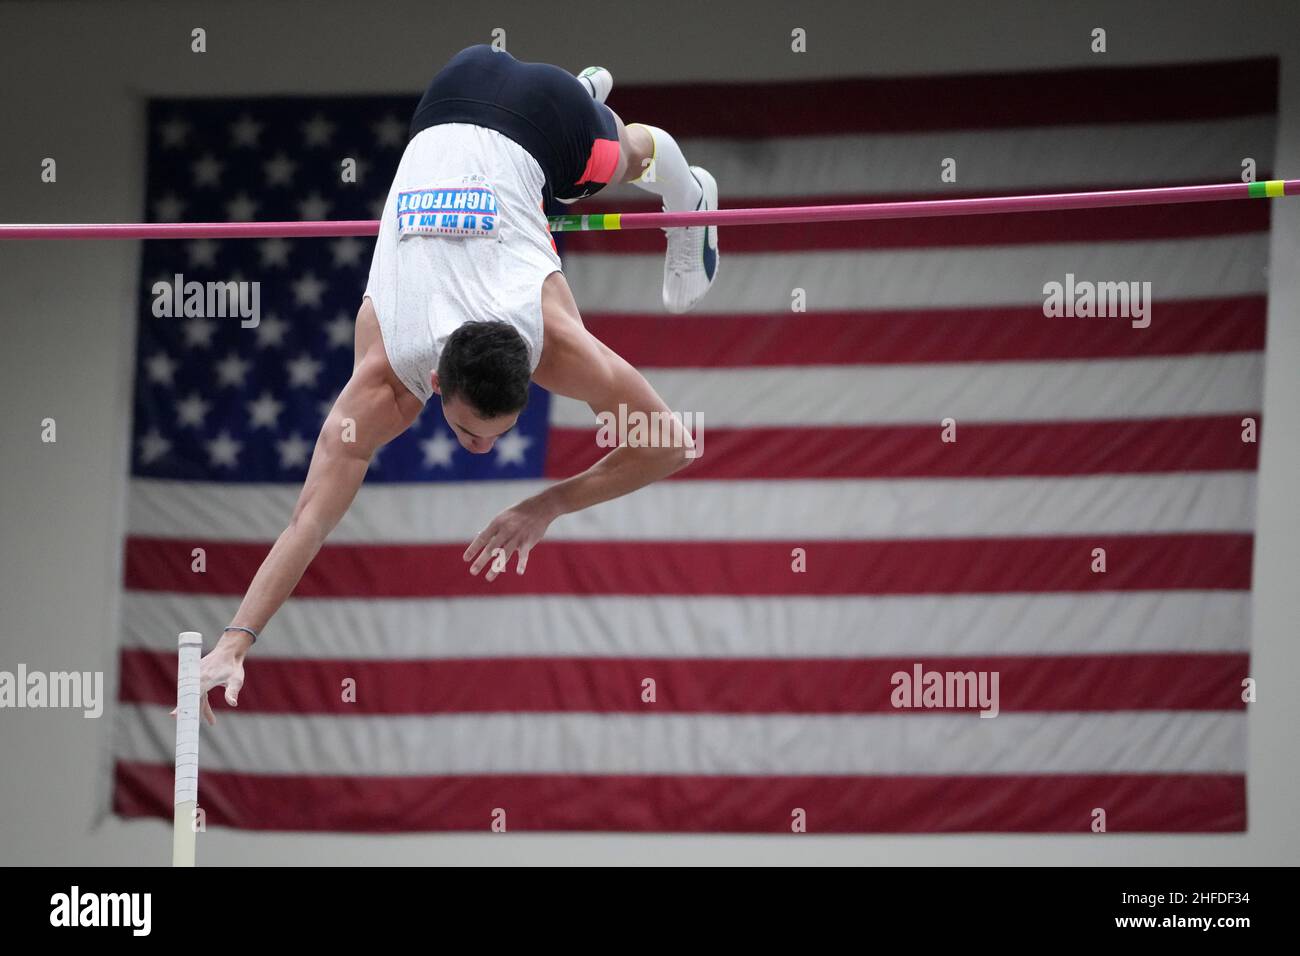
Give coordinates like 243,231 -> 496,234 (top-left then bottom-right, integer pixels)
436,320 -> 531,418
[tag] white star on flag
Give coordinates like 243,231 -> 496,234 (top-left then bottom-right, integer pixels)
137,428 -> 171,464
159,117 -> 189,148
145,352 -> 178,385
292,272 -> 327,308
246,392 -> 284,429
206,430 -> 242,468
186,239 -> 220,268
181,317 -> 217,348
331,237 -> 365,267
193,154 -> 223,186
226,193 -> 259,221
175,392 -> 211,428
230,114 -> 262,147
286,353 -> 324,388
276,432 -> 312,469
264,152 -> 296,186
259,238 -> 292,268
302,114 -> 335,146
325,313 -> 354,349
154,194 -> 185,222
373,115 -> 406,147
421,431 -> 457,468
254,314 -> 289,348
299,193 -> 332,221
494,431 -> 532,466
215,352 -> 252,387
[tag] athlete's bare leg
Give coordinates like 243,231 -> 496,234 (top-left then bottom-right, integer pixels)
600,102 -> 720,313
607,111 -> 655,185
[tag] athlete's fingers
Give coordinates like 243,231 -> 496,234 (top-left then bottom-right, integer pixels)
464,527 -> 496,570
484,548 -> 503,582
469,539 -> 498,575
469,530 -> 505,576
225,671 -> 243,708
484,539 -> 518,582
463,529 -> 490,563
200,692 -> 217,727
517,541 -> 533,575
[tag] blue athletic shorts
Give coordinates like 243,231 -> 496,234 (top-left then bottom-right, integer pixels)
409,45 -> 621,205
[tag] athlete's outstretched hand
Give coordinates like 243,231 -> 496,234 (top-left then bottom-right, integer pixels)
465,495 -> 559,582
170,633 -> 250,726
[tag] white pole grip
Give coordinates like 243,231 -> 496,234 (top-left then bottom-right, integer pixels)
172,631 -> 202,867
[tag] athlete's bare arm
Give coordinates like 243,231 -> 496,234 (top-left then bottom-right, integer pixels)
462,271 -> 694,582
186,299 -> 420,724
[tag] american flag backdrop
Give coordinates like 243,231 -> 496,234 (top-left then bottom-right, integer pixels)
111,57 -> 1274,832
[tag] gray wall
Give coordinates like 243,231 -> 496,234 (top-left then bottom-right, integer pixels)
1,0 -> 1296,865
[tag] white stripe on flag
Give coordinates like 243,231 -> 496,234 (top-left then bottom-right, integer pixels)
550,353 -> 1263,427
559,235 -> 1268,312
127,472 -> 1257,542
121,590 -> 1250,660
114,706 -> 1244,776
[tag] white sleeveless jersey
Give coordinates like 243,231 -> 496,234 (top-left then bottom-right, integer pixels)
364,123 -> 562,403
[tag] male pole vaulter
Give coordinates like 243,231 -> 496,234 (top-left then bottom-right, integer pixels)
185,45 -> 720,720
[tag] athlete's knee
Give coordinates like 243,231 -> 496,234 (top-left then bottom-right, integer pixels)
619,120 -> 656,184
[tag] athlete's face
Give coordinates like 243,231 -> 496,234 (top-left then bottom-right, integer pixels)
439,394 -> 520,455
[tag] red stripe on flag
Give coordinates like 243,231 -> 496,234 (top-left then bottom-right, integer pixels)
608,58 -> 1276,135
113,762 -> 1245,832
545,416 -> 1261,479
124,534 -> 1253,597
579,298 -> 1266,366
119,649 -> 1249,714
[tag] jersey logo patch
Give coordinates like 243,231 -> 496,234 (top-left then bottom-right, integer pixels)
396,178 -> 499,238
